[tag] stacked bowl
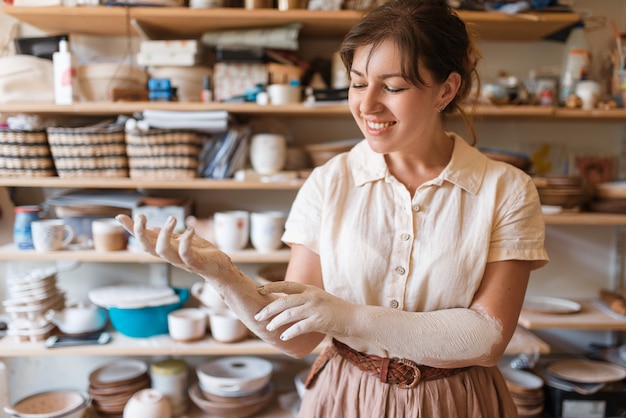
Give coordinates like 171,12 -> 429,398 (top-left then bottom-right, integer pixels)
88,359 -> 151,416
190,356 -> 276,418
3,267 -> 65,342
534,176 -> 586,209
500,367 -> 545,418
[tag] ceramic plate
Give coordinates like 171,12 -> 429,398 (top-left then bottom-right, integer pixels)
89,359 -> 148,387
499,367 -> 544,390
546,359 -> 626,383
595,181 -> 626,199
522,296 -> 581,314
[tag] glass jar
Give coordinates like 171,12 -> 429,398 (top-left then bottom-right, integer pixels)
150,358 -> 188,416
13,206 -> 41,250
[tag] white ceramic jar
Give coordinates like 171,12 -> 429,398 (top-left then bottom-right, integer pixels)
249,133 -> 287,175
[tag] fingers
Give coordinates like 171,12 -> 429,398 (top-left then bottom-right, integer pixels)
155,216 -> 181,261
115,214 -> 134,235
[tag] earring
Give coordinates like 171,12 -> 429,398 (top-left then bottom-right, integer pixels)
439,103 -> 447,113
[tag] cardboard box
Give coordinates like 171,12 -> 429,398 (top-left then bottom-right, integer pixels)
132,199 -> 193,233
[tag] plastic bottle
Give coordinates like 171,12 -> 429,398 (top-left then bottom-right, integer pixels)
559,21 -> 591,105
53,38 -> 76,105
201,75 -> 213,103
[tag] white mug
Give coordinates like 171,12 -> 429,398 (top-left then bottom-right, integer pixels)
92,218 -> 127,251
191,281 -> 228,312
250,211 -> 287,252
213,211 -> 249,251
208,309 -> 248,343
249,133 -> 287,176
31,220 -> 74,252
575,80 -> 601,110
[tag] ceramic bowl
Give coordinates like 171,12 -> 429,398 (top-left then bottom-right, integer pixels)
122,388 -> 172,418
189,381 -> 275,418
106,287 -> 189,338
167,307 -> 207,342
4,389 -> 90,418
196,356 -> 273,397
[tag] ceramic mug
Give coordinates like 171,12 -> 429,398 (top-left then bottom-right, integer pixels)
191,281 -> 228,311
249,133 -> 287,175
30,220 -> 74,252
92,218 -> 127,251
266,84 -> 301,105
213,211 -> 250,251
250,211 -> 287,252
575,80 -> 601,110
208,309 -> 248,343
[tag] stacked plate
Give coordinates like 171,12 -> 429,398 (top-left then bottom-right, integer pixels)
3,267 -> 65,342
500,367 -> 545,418
534,176 -> 586,209
590,181 -> 626,214
542,359 -> 626,396
88,359 -> 151,417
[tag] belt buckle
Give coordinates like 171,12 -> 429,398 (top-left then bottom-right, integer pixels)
397,358 -> 421,389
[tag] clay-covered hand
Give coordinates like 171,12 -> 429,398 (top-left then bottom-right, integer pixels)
116,214 -> 234,280
255,281 -> 356,341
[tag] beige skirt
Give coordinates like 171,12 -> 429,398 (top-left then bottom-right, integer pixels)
298,353 -> 518,418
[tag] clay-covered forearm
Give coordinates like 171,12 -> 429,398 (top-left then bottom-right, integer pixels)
203,264 -> 325,358
348,304 -> 504,368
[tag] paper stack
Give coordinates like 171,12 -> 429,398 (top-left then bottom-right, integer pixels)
137,40 -> 200,67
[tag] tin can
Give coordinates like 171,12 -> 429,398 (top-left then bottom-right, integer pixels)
13,206 -> 41,250
150,359 -> 188,416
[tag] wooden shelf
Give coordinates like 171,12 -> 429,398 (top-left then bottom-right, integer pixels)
0,177 -> 303,190
2,6 -> 579,41
4,102 -> 626,120
518,299 -> 626,331
543,212 -> 626,226
0,243 -> 291,263
0,326 -> 544,357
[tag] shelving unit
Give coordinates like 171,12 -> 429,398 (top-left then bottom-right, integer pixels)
2,5 -> 580,41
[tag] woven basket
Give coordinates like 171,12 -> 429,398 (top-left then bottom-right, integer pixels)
125,129 -> 202,180
0,129 -> 56,177
46,123 -> 128,178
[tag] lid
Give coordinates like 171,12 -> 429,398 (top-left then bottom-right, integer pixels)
151,359 -> 188,376
14,205 -> 41,213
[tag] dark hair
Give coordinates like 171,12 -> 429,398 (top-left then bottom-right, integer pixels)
339,0 -> 481,144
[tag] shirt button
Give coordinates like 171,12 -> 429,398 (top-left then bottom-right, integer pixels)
390,299 -> 399,309
401,233 -> 411,241
412,204 -> 421,212
395,266 -> 406,275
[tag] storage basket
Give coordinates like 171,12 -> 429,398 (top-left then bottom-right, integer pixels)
0,129 -> 56,177
46,122 -> 128,178
125,129 -> 202,180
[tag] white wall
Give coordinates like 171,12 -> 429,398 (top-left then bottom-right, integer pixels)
0,0 -> 625,408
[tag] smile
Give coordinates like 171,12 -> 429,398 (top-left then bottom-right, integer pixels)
366,120 -> 396,130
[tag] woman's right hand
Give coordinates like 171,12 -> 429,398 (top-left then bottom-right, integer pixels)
116,214 -> 235,280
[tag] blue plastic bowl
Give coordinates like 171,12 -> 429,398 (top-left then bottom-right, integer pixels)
107,287 -> 189,338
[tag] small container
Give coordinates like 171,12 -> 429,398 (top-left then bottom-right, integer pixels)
201,75 -> 213,103
150,359 -> 189,416
13,205 -> 41,250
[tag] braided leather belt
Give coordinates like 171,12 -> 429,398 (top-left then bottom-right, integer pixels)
332,339 -> 470,389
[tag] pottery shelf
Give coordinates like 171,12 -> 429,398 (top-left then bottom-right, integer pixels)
0,327 -> 545,357
0,243 -> 291,263
518,299 -> 626,331
4,103 -> 626,120
2,6 -> 579,41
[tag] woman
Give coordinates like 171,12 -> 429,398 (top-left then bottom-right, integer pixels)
117,0 -> 548,416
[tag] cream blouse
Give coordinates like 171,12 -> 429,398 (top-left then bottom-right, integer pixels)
282,133 -> 548,327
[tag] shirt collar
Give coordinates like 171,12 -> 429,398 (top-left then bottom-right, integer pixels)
349,133 -> 486,195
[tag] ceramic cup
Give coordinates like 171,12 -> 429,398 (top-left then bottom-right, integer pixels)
575,80 -> 601,110
92,218 -> 127,251
266,84 -> 301,105
30,220 -> 74,252
250,211 -> 287,253
208,309 -> 248,343
249,133 -> 287,175
213,211 -> 249,251
167,308 -> 207,342
277,0 -> 305,10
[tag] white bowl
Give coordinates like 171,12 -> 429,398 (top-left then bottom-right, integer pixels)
196,356 -> 273,397
167,307 -> 207,342
123,388 -> 172,418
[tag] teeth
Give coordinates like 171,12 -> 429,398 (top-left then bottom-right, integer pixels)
366,120 -> 394,130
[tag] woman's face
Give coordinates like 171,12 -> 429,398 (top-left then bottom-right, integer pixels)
348,40 -> 448,155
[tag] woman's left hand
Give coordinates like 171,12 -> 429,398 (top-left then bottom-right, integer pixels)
255,281 -> 355,341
